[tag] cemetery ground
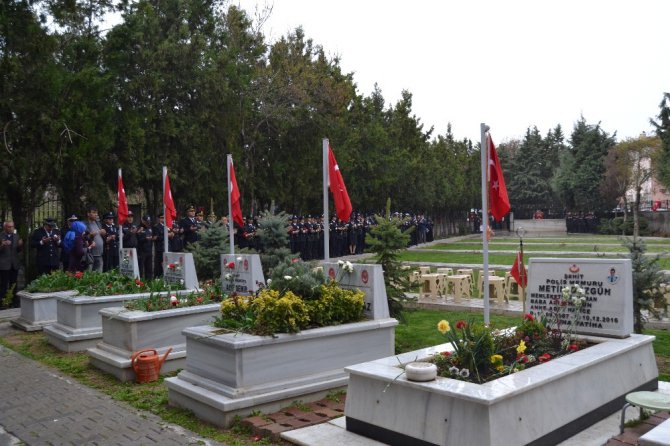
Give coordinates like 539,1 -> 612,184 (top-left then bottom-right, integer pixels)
0,233 -> 669,444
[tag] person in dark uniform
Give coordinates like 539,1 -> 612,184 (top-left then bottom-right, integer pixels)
30,218 -> 62,276
180,205 -> 199,248
122,211 -> 139,249
153,213 -> 167,277
289,216 -> 300,254
243,216 -> 257,251
101,212 -> 119,271
137,215 -> 155,279
170,220 -> 184,252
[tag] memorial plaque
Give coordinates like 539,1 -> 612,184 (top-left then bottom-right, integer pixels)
527,258 -> 633,338
322,262 -> 390,320
119,248 -> 140,279
163,252 -> 199,290
220,254 -> 265,295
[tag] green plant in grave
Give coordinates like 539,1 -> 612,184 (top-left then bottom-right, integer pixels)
26,270 -> 78,292
269,258 -> 325,300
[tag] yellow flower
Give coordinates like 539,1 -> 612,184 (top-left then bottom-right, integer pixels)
437,320 -> 450,334
517,340 -> 527,354
496,365 -> 505,372
490,354 -> 503,364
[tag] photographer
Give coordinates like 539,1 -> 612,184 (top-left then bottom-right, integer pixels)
30,218 -> 61,276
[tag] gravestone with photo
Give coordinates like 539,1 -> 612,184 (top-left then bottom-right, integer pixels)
527,258 -> 634,337
322,262 -> 389,320
163,252 -> 199,290
119,248 -> 140,279
220,254 -> 265,295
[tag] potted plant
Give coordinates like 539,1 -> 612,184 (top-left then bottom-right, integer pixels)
165,259 -> 398,427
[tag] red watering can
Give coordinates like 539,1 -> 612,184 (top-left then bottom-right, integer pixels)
130,348 -> 172,383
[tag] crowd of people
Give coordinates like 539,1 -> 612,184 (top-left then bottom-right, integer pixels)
565,212 -> 600,233
0,206 -> 434,308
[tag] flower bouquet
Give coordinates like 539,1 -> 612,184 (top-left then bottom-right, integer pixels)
431,284 -> 588,384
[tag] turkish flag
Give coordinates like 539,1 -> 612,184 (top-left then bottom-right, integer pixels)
328,145 -> 353,222
117,173 -> 129,225
229,157 -> 244,227
510,251 -> 528,288
488,135 -> 510,221
164,173 -> 177,227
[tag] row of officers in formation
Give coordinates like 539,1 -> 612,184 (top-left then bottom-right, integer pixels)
0,206 -> 434,307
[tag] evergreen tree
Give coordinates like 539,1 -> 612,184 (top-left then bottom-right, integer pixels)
651,92 -> 670,189
187,222 -> 229,281
622,237 -> 665,333
255,210 -> 296,277
365,199 -> 412,319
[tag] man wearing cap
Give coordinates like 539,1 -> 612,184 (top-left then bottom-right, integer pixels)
153,213 -> 167,277
137,215 -> 155,279
60,215 -> 78,271
180,205 -> 199,248
122,211 -> 138,249
30,217 -> 62,276
0,221 -> 23,308
85,206 -> 105,272
102,212 -> 119,271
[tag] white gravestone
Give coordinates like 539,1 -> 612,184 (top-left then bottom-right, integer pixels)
163,252 -> 199,290
220,254 -> 265,295
527,258 -> 634,338
322,262 -> 390,320
119,248 -> 140,279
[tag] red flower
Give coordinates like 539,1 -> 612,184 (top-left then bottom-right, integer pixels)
292,257 -> 300,263
539,353 -> 551,363
441,351 -> 452,357
227,262 -> 235,269
196,297 -> 204,303
135,279 -> 145,287
524,313 -> 534,321
455,320 -> 467,330
167,263 -> 176,270
74,271 -> 84,279
517,354 -> 528,364
568,344 -> 579,352
107,283 -> 113,288
251,434 -> 262,442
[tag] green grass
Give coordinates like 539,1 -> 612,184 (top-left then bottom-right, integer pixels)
398,250 -> 670,269
423,242 -> 669,253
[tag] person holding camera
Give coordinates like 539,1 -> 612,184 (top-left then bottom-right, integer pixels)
30,218 -> 62,276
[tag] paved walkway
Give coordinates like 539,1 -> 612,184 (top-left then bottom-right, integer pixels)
0,313 -> 225,446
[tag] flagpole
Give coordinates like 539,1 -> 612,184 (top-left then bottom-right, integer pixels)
227,154 -> 235,255
520,237 -> 526,314
118,168 -> 124,255
480,123 -> 490,325
323,138 -> 330,261
163,166 -> 169,254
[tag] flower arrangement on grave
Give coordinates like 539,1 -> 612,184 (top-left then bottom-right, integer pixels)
212,259 -> 364,336
125,281 -> 224,312
26,270 -> 184,297
430,284 -> 588,384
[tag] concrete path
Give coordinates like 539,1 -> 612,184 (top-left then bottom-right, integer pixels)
0,312 -> 225,446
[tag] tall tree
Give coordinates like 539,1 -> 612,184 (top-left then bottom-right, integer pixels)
651,92 -> 670,189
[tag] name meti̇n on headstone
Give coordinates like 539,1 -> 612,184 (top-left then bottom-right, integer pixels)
163,252 -> 199,290
220,254 -> 265,295
527,258 -> 633,338
322,262 -> 390,320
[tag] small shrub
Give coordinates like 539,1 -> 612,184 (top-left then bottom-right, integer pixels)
269,259 -> 325,300
252,289 -> 309,334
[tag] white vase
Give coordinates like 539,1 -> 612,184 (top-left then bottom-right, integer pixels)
404,361 -> 437,381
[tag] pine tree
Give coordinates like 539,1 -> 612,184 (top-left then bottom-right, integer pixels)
365,199 -> 412,319
186,222 -> 229,282
651,92 -> 670,189
622,237 -> 665,333
254,210 -> 296,277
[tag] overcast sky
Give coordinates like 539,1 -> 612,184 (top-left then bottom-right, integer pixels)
236,0 -> 670,144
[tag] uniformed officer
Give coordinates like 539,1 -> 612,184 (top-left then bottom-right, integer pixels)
30,218 -> 62,276
180,205 -> 199,248
137,215 -> 155,279
122,211 -> 139,249
101,212 -> 119,271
